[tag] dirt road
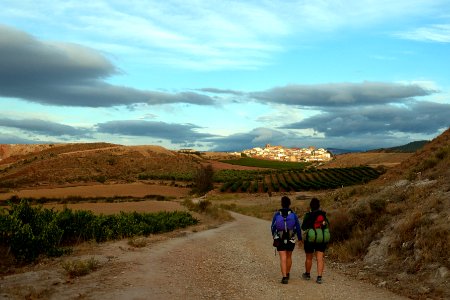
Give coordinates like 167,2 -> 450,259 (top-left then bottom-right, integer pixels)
0,212 -> 406,300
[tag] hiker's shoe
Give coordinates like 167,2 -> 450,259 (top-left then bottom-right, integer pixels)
316,276 -> 323,284
281,277 -> 289,284
302,273 -> 311,280
286,273 -> 290,279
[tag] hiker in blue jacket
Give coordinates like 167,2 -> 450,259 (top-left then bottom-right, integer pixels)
271,196 -> 302,284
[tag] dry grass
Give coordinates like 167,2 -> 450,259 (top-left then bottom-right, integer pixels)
183,198 -> 233,222
61,257 -> 100,278
128,237 -> 148,248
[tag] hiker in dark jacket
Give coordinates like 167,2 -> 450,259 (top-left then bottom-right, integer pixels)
301,197 -> 329,284
271,196 -> 302,284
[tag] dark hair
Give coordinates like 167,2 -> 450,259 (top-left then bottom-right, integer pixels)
310,197 -> 320,211
281,196 -> 291,208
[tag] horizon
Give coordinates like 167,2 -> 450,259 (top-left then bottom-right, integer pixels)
1,1 -> 449,151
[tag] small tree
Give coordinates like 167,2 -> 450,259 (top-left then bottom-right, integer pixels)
193,164 -> 214,195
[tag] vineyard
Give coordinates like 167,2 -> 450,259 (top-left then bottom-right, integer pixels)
0,200 -> 198,263
217,166 -> 382,193
219,157 -> 308,169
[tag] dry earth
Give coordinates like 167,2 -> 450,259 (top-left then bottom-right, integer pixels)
322,152 -> 413,168
0,183 -> 190,201
0,211 -> 407,300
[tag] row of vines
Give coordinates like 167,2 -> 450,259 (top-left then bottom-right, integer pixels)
0,200 -> 198,263
218,166 -> 382,193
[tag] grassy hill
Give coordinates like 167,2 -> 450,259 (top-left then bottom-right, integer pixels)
323,127 -> 450,299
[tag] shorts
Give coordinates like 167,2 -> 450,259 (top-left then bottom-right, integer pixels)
276,240 -> 295,252
304,241 -> 327,253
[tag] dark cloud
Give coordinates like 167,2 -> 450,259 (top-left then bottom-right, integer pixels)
0,25 -> 215,107
281,101 -> 450,137
96,120 -> 216,144
250,82 -> 433,106
208,127 -> 293,151
0,117 -> 90,137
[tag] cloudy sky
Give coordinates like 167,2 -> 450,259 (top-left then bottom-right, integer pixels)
1,0 -> 449,151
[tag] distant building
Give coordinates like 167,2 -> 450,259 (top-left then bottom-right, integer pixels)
241,145 -> 332,162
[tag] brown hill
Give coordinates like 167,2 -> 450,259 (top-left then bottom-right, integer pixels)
0,143 -> 201,189
321,152 -> 412,169
324,127 -> 450,299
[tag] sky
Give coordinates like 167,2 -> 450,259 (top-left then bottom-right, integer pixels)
0,0 -> 449,152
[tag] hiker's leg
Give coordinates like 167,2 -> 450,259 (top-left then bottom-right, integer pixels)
279,251 -> 288,276
316,251 -> 324,276
305,253 -> 313,274
286,251 -> 293,275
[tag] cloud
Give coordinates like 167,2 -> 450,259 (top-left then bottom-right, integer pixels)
1,1 -> 448,71
0,25 -> 215,107
208,127 -> 295,151
281,101 -> 450,137
250,82 -> 434,107
95,120 -> 216,144
197,88 -> 244,96
0,134 -> 49,144
0,117 -> 90,137
394,24 -> 450,43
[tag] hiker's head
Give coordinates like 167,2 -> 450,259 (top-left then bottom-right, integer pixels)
310,198 -> 320,211
281,196 -> 291,208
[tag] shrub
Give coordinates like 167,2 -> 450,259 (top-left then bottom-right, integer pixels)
327,209 -> 354,242
62,257 -> 100,278
128,237 -> 148,248
192,164 -> 214,195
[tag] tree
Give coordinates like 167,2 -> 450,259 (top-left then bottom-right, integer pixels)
193,164 -> 214,195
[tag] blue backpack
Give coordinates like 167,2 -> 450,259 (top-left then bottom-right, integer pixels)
274,210 -> 296,243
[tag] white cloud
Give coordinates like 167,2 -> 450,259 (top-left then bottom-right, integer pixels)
394,24 -> 450,43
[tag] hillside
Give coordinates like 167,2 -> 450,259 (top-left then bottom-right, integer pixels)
323,127 -> 450,299
0,143 -> 201,190
368,140 -> 429,153
320,152 -> 413,169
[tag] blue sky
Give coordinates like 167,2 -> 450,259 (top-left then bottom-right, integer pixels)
0,0 -> 449,151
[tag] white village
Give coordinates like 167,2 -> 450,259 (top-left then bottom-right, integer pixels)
242,144 -> 333,162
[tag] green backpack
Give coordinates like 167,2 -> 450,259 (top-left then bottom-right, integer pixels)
305,212 -> 330,243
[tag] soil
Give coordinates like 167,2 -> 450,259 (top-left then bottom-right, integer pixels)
321,152 -> 412,168
0,211 -> 407,300
0,182 -> 190,201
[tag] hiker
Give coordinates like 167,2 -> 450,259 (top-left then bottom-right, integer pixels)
271,196 -> 302,284
301,197 -> 330,284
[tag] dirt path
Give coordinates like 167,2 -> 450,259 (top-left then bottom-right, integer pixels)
0,212 -> 406,300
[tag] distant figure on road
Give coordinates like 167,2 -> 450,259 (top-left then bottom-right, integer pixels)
271,196 -> 302,284
301,197 -> 330,284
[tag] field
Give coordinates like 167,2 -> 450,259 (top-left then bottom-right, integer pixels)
0,182 -> 189,201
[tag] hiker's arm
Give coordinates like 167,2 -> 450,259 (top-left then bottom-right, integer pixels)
270,213 -> 276,235
301,213 -> 309,231
295,215 -> 302,241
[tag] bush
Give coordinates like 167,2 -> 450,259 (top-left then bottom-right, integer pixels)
327,209 -> 354,242
192,164 -> 214,195
62,257 -> 100,278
